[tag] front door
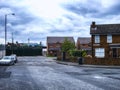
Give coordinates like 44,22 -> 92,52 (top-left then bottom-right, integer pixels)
112,48 -> 117,58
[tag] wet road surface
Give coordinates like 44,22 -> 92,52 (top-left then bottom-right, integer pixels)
0,56 -> 120,90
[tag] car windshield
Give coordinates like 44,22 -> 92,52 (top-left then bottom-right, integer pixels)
3,56 -> 11,60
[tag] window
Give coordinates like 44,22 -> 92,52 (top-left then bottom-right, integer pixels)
95,48 -> 105,58
95,35 -> 100,43
91,27 -> 97,30
107,35 -> 112,43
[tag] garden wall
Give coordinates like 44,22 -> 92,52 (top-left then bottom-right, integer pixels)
84,58 -> 120,65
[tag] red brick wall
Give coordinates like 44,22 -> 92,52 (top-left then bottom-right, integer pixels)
47,43 -> 62,56
84,57 -> 120,65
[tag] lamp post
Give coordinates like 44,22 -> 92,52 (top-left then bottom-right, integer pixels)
4,13 -> 15,55
11,32 -> 14,54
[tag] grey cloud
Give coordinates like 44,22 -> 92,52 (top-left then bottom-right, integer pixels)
50,29 -> 72,33
0,1 -> 38,25
90,3 -> 120,18
18,32 -> 46,42
105,3 -> 120,15
62,0 -> 120,18
62,1 -> 100,17
0,1 -> 43,42
65,5 -> 98,16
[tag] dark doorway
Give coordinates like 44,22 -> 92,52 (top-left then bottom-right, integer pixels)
112,48 -> 117,58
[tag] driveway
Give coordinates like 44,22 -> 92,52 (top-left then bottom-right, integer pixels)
0,56 -> 120,90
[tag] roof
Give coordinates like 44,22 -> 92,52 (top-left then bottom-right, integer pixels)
47,37 -> 75,44
90,24 -> 120,34
77,37 -> 91,44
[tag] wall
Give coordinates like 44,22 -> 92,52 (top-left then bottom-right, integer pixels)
47,43 -> 62,56
84,57 -> 120,65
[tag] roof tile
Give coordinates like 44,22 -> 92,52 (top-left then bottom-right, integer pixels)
90,24 -> 120,34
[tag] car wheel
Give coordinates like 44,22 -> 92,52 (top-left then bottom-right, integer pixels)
12,61 -> 15,65
9,61 -> 14,66
15,60 -> 17,63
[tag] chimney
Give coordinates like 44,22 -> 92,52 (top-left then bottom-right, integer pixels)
91,21 -> 96,28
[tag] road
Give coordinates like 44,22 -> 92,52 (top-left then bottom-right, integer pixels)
0,56 -> 120,90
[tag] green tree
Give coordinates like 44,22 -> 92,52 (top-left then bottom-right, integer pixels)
61,38 -> 75,60
61,38 -> 75,53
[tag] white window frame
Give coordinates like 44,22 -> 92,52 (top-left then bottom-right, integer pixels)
91,27 -> 97,30
95,35 -> 100,43
95,48 -> 105,58
107,35 -> 112,43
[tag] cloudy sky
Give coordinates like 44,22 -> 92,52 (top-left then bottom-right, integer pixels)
0,0 -> 120,45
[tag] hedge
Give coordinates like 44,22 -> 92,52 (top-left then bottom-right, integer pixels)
6,46 -> 42,56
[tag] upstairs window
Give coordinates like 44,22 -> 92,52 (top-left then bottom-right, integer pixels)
95,35 -> 100,43
91,27 -> 97,30
107,35 -> 112,43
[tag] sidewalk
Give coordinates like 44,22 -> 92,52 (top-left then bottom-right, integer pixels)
56,60 -> 120,69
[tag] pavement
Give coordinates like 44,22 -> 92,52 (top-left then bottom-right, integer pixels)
56,60 -> 120,69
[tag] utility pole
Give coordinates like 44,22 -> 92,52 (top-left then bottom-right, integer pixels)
28,38 -> 30,46
4,13 -> 15,55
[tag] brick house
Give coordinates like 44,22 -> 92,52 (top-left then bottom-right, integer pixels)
90,22 -> 120,58
77,37 -> 91,55
47,37 -> 75,56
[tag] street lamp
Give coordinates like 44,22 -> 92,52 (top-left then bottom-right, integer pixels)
5,13 -> 15,55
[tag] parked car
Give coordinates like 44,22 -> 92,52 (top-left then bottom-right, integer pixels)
11,54 -> 17,63
0,56 -> 15,65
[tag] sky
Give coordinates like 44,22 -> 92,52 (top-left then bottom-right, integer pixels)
0,0 -> 120,45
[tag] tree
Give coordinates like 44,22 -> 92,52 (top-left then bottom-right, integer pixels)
61,38 -> 75,60
61,38 -> 75,52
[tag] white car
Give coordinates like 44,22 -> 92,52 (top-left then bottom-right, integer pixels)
11,54 -> 17,63
0,56 -> 15,65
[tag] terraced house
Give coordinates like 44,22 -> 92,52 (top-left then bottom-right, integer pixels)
90,22 -> 120,59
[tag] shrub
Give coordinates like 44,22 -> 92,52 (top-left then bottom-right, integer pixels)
81,50 -> 87,57
70,49 -> 87,57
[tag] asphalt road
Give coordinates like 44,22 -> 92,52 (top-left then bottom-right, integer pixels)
0,56 -> 120,90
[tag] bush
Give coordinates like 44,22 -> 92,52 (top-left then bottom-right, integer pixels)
81,50 -> 87,57
6,46 -> 42,56
70,50 -> 87,57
